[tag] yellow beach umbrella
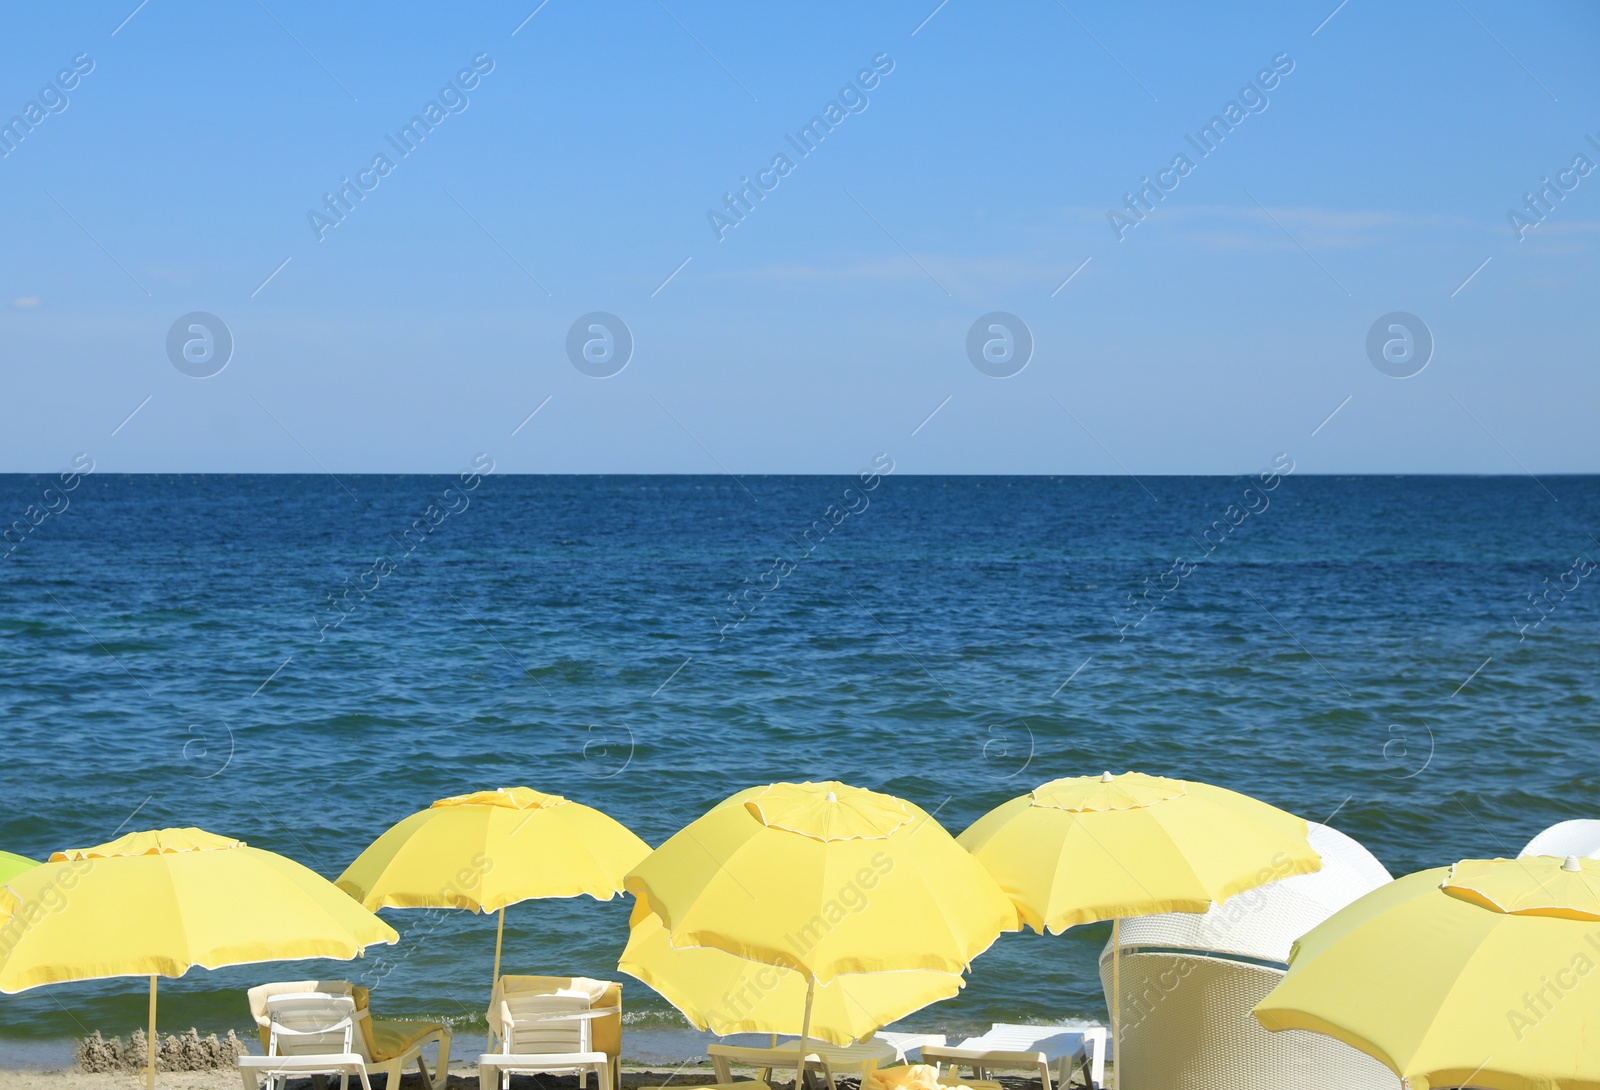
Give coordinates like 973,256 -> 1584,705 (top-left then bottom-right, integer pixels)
0,828 -> 397,1088
626,781 -> 1017,1077
337,787 -> 650,984
0,850 -> 39,886
1255,855 -> 1600,1090
959,772 -> 1321,1088
619,898 -> 963,1045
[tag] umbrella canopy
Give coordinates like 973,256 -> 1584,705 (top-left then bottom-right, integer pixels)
336,787 -> 651,988
958,772 -> 1323,932
0,827 -> 396,1087
337,787 -> 650,911
0,850 -> 39,887
625,780 -> 1017,983
1255,855 -> 1600,1090
619,898 -> 963,1045
1,827 -> 397,989
959,771 -> 1321,1090
625,780 -> 1016,1076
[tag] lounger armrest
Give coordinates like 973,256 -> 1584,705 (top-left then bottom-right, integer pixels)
239,1054 -> 365,1070
923,1046 -> 1055,1065
481,1051 -> 609,1065
708,1045 -> 789,1061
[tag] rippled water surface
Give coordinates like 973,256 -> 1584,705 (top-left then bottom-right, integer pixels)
2,473 -> 1598,1062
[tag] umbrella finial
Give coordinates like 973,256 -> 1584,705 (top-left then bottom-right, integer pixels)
826,791 -> 838,802
1100,771 -> 1114,782
1564,855 -> 1583,872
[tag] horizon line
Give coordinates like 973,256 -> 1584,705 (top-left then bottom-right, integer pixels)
1,471 -> 1595,479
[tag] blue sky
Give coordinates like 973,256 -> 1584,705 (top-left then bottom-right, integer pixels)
1,0 -> 1596,473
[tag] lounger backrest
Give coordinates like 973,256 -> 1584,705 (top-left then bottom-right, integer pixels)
265,993 -> 357,1058
501,993 -> 592,1056
488,976 -> 620,1056
247,980 -> 379,1062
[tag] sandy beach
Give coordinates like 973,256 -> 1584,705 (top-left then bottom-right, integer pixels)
0,1067 -> 726,1090
0,1067 -> 1049,1090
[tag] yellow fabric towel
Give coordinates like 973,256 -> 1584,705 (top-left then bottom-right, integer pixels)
368,1018 -> 442,1063
867,1065 -> 989,1090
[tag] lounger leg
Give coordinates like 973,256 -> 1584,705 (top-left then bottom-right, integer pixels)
416,1054 -> 435,1090
1039,1060 -> 1053,1090
478,1061 -> 497,1090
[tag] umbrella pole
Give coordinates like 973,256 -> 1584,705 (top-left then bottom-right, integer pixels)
493,905 -> 505,987
143,975 -> 157,1090
795,974 -> 816,1090
1112,920 -> 1120,1090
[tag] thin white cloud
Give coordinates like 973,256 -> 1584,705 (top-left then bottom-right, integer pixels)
11,296 -> 42,308
726,254 -> 1064,297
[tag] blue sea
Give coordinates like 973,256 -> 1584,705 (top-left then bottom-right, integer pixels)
2,472 -> 1599,1067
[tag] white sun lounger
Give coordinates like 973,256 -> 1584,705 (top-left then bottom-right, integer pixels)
240,979 -> 451,1088
479,990 -> 618,1090
922,1023 -> 1108,1090
237,993 -> 367,1090
711,1038 -> 892,1090
238,991 -> 451,1090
